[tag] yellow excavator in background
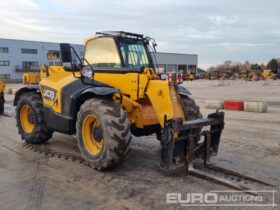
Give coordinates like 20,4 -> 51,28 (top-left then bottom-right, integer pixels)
0,80 -> 6,115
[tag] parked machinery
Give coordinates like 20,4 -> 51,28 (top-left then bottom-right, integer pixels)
183,72 -> 195,81
0,80 -> 6,115
260,70 -> 277,80
23,72 -> 40,84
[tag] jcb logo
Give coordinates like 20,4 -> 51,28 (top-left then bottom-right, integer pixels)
41,86 -> 56,101
43,90 -> 55,100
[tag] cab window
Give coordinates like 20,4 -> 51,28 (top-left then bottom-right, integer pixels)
119,40 -> 151,68
84,38 -> 121,67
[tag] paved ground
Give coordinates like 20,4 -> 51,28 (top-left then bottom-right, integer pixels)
0,80 -> 279,210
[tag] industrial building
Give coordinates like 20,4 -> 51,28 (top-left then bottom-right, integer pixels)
0,38 -> 83,81
0,38 -> 197,81
154,52 -> 197,75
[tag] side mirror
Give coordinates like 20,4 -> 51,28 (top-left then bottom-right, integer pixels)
60,43 -> 72,63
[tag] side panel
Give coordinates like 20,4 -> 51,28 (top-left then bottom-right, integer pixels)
138,74 -> 149,98
94,73 -> 139,100
40,70 -> 75,113
40,71 -> 118,134
134,98 -> 160,128
44,105 -> 75,134
146,80 -> 173,127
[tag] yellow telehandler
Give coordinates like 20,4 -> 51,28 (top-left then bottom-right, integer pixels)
14,31 -> 273,191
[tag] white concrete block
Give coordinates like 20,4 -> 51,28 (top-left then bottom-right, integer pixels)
205,100 -> 224,109
244,101 -> 268,113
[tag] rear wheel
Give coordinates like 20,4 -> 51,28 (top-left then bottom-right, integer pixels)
0,92 -> 4,115
76,98 -> 131,170
16,92 -> 53,144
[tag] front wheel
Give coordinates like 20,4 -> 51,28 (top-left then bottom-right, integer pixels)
76,98 -> 131,170
172,95 -> 203,161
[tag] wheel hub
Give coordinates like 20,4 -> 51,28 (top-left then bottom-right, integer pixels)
91,125 -> 103,142
82,114 -> 104,155
28,113 -> 34,124
20,104 -> 35,133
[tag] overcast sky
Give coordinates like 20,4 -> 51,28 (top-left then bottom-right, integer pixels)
0,0 -> 279,69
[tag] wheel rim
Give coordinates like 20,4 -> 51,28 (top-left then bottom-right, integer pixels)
20,105 -> 35,133
82,114 -> 104,155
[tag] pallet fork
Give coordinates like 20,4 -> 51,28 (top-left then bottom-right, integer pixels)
161,111 -> 275,195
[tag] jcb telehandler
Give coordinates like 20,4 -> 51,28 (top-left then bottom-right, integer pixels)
14,31 -> 272,191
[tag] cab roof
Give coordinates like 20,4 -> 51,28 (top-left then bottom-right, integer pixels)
83,31 -> 145,46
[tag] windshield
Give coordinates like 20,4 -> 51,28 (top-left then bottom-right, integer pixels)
118,40 -> 152,68
84,37 -> 121,67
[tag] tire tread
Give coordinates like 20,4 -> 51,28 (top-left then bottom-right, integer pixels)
15,92 -> 53,144
76,98 -> 131,170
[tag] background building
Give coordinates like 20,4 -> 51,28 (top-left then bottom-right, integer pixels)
154,52 -> 197,75
0,38 -> 83,81
0,38 -> 197,82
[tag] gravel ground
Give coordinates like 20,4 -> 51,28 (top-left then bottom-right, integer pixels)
0,80 -> 279,210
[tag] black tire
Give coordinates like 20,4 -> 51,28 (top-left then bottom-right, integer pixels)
173,95 -> 203,160
16,92 -> 53,144
76,98 -> 131,170
0,92 -> 4,115
180,95 -> 203,121
180,94 -> 203,145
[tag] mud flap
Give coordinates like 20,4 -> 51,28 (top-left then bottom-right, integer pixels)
160,126 -> 174,170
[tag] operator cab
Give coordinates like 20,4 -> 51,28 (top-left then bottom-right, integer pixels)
83,31 -> 155,71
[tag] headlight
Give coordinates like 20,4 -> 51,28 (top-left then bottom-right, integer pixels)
81,67 -> 93,78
